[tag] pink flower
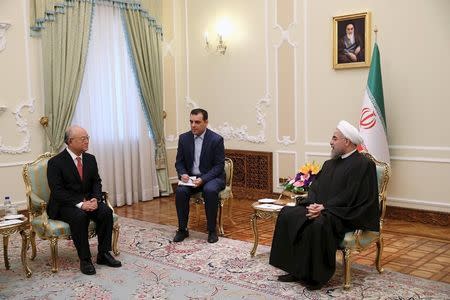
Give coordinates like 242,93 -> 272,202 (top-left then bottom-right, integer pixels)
293,180 -> 304,187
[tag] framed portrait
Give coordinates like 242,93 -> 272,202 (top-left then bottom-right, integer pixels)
333,12 -> 371,69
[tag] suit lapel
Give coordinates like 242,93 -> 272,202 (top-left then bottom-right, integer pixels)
63,149 -> 82,183
200,129 -> 210,161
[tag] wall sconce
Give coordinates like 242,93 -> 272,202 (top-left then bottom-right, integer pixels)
204,19 -> 231,55
205,32 -> 227,55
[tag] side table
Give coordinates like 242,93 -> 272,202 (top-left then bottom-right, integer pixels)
250,201 -> 287,257
0,217 -> 32,277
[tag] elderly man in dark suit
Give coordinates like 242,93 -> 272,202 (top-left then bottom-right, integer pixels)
174,108 -> 225,243
47,125 -> 121,275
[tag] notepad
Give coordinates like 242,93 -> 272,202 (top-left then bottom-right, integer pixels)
0,219 -> 24,227
178,176 -> 197,187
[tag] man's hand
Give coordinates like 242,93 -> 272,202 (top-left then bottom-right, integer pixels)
347,52 -> 357,62
81,198 -> 98,211
306,203 -> 324,219
180,174 -> 190,183
193,177 -> 203,187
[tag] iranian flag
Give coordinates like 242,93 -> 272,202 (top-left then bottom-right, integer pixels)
358,43 -> 390,164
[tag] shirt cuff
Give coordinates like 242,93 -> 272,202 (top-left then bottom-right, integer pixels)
76,202 -> 83,208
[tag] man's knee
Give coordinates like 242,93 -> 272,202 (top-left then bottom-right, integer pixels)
97,204 -> 113,220
202,182 -> 220,197
68,210 -> 90,230
176,186 -> 191,198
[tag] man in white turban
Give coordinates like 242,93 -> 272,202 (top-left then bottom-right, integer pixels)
332,120 -> 363,158
270,120 -> 379,290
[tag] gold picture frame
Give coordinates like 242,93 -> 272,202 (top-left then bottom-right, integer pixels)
333,12 -> 371,69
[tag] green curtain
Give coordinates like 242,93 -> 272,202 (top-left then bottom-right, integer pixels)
30,0 -> 171,194
123,8 -> 172,195
31,1 -> 92,151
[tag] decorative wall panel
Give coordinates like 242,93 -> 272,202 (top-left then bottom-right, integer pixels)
225,149 -> 273,199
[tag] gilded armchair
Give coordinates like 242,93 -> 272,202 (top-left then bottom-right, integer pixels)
22,152 -> 120,273
339,151 -> 391,289
191,157 -> 234,235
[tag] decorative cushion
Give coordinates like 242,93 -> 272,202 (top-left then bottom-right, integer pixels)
339,230 -> 380,249
31,216 -> 71,238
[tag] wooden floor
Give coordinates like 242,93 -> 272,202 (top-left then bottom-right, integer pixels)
115,196 -> 450,284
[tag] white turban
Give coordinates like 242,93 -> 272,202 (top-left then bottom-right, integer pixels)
337,120 -> 363,145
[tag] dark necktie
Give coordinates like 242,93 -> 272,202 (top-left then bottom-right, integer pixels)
76,157 -> 83,180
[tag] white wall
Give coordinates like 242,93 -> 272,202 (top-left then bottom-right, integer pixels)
0,0 -> 449,213
0,0 -> 45,210
162,0 -> 450,212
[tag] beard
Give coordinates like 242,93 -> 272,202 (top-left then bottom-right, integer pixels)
331,148 -> 343,159
346,33 -> 355,44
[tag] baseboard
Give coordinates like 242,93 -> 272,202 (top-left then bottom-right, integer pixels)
385,205 -> 449,226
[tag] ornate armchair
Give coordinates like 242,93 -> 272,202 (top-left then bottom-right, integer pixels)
22,152 -> 120,273
191,157 -> 234,235
338,151 -> 391,289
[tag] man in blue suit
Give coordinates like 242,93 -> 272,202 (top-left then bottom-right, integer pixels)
174,108 -> 225,243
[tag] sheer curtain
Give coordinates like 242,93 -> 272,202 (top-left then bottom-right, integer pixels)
72,3 -> 159,206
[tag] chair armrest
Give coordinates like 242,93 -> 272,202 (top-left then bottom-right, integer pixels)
29,191 -> 47,215
102,191 -> 115,212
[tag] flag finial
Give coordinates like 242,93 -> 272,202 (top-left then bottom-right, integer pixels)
374,26 -> 378,43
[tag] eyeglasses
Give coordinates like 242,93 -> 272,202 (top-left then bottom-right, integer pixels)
71,135 -> 90,142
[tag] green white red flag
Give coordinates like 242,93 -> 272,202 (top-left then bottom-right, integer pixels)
358,43 -> 390,164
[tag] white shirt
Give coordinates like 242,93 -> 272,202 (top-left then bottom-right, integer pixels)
341,149 -> 357,159
192,131 -> 205,175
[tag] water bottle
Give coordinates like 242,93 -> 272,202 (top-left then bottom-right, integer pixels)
4,196 -> 17,216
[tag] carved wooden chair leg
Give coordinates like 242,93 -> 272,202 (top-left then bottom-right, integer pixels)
50,237 -> 59,273
112,223 -> 120,256
30,230 -> 37,260
218,203 -> 224,236
376,237 -> 384,273
342,248 -> 352,290
3,235 -> 10,269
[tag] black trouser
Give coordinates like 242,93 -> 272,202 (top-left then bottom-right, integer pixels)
59,202 -> 113,260
175,178 -> 223,232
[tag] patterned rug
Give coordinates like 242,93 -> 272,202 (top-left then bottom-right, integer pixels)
0,217 -> 449,299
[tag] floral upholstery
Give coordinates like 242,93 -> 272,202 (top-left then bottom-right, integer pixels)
339,152 -> 391,289
191,157 -> 234,235
22,152 -> 120,273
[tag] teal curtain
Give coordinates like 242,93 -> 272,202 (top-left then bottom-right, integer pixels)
31,1 -> 93,151
30,0 -> 171,195
123,7 -> 172,195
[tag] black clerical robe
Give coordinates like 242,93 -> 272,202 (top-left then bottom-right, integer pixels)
269,151 -> 379,285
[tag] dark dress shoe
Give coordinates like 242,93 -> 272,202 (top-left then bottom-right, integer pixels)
173,229 -> 189,242
97,252 -> 122,267
207,231 -> 218,243
277,274 -> 299,282
80,259 -> 96,275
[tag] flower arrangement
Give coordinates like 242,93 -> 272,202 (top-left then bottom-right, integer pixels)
282,162 -> 321,194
